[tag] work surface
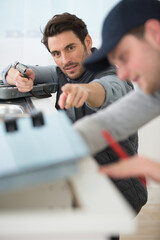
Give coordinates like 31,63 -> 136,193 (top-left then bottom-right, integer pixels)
0,157 -> 136,240
0,95 -> 136,240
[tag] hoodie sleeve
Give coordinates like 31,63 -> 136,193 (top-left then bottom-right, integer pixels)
1,64 -> 58,84
74,88 -> 160,155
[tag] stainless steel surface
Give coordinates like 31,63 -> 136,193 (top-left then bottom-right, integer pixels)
0,97 -> 37,119
0,104 -> 24,115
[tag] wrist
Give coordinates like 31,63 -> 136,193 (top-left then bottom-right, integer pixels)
1,64 -> 12,84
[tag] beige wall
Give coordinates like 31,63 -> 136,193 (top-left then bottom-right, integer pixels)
138,116 -> 160,162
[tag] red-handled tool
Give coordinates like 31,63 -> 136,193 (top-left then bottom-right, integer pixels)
102,130 -> 147,186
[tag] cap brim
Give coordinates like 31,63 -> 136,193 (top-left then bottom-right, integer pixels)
84,46 -> 110,72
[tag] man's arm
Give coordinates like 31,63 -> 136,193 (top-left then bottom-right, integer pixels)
74,88 -> 160,155
58,75 -> 131,109
1,64 -> 58,92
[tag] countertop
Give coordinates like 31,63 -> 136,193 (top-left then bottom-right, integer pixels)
0,94 -> 136,240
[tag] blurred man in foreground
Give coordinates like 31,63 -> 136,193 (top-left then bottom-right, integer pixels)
74,0 -> 160,182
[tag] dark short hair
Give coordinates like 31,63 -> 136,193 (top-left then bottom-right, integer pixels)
42,12 -> 88,51
128,25 -> 145,38
83,0 -> 160,73
129,20 -> 160,38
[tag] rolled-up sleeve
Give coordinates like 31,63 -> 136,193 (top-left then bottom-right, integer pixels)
86,75 -> 132,110
1,64 -> 58,84
1,64 -> 12,84
28,65 -> 58,84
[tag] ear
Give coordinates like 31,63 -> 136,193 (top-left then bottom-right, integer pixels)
84,34 -> 92,50
145,19 -> 160,46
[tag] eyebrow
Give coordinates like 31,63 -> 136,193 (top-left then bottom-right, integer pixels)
50,43 -> 76,55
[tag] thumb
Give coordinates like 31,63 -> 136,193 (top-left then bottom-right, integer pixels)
61,84 -> 72,94
25,68 -> 35,80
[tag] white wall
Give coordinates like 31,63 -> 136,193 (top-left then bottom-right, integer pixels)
138,117 -> 160,162
0,0 -> 119,68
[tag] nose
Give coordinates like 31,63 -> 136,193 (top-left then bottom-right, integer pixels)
116,66 -> 129,81
61,52 -> 70,65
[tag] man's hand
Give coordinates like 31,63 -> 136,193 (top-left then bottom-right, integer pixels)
58,83 -> 89,109
99,155 -> 160,183
6,67 -> 35,92
58,82 -> 105,109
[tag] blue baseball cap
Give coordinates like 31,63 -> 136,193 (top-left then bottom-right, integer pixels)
84,0 -> 160,72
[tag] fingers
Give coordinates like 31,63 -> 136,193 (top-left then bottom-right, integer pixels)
14,73 -> 33,92
25,68 -> 35,80
58,84 -> 88,109
58,92 -> 68,109
99,156 -> 144,179
99,155 -> 160,183
16,77 -> 34,92
99,162 -> 129,178
65,88 -> 87,109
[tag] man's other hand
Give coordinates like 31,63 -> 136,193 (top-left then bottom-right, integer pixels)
6,68 -> 35,92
